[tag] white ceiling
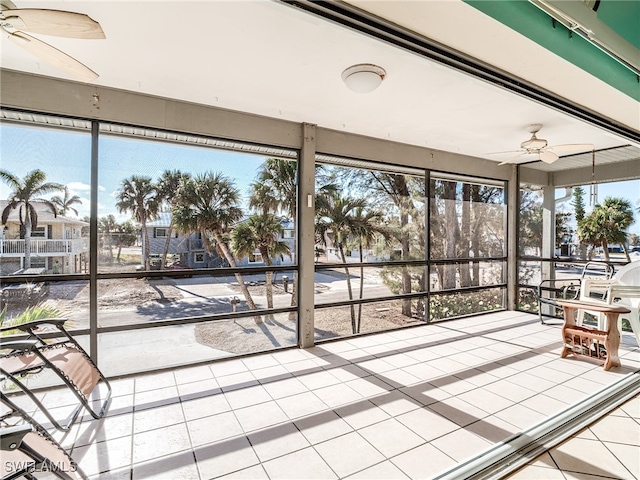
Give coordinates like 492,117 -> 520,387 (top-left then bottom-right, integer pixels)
1,0 -> 639,171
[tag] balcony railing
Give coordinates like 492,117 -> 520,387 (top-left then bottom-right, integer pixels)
0,238 -> 89,256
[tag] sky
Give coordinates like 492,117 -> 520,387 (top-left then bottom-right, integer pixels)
556,180 -> 640,235
0,124 -> 265,223
1,123 -> 639,234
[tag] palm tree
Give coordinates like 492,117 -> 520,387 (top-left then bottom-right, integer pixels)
232,214 -> 291,319
50,186 -> 82,216
98,214 -> 118,262
0,169 -> 63,269
579,197 -> 635,262
157,170 -> 191,268
251,159 -> 338,316
172,172 -> 259,320
250,158 -> 298,313
250,158 -> 297,218
113,221 -> 137,263
351,206 -> 392,333
578,209 -> 607,260
601,197 -> 635,262
316,192 -> 367,334
116,176 -> 159,271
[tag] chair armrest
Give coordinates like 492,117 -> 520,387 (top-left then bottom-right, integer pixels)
0,318 -> 67,334
0,339 -> 39,353
537,278 -> 581,294
0,425 -> 31,451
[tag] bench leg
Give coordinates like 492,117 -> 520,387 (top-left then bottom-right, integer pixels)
603,312 -> 621,371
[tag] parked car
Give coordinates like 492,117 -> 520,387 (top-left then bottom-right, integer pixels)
164,262 -> 193,278
0,268 -> 49,309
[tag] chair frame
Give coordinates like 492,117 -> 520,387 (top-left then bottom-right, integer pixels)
537,261 -> 615,325
1,391 -> 88,480
0,318 -> 111,431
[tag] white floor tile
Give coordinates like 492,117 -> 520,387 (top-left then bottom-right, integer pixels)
132,423 -> 191,464
262,446 -> 337,479
391,443 -> 457,479
247,422 -> 310,462
358,418 -> 425,457
314,431 -> 385,478
195,436 -> 260,479
234,401 -> 289,432
187,411 -> 244,447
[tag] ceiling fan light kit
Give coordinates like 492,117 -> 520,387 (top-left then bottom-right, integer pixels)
341,64 -> 386,93
0,0 -> 104,81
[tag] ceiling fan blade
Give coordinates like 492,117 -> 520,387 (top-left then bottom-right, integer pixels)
485,149 -> 523,155
498,152 -> 527,166
547,143 -> 594,152
539,150 -> 559,164
8,31 -> 99,82
1,9 -> 105,39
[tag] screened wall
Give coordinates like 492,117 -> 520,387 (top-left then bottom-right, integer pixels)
1,107 -> 516,377
0,112 -> 300,376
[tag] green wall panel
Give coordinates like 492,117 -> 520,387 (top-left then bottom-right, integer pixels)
464,0 -> 639,101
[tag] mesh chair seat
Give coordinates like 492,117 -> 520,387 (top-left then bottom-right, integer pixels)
0,319 -> 111,431
1,392 -> 87,480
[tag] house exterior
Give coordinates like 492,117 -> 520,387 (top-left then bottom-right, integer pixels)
237,219 -> 296,267
0,201 -> 89,275
143,213 -> 296,268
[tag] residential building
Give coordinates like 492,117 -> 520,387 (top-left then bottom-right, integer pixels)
0,200 -> 89,275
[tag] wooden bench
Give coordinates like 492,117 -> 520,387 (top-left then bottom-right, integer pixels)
557,299 -> 631,371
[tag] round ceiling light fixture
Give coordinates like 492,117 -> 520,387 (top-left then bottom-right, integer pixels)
341,64 -> 386,93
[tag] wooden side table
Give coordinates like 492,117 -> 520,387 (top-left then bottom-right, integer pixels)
556,299 -> 631,371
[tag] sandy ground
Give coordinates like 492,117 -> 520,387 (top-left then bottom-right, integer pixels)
40,274 -> 417,355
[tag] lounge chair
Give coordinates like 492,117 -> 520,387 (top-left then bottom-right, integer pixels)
0,318 -> 111,431
1,391 -> 87,480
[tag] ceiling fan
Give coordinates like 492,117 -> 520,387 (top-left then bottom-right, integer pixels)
492,123 -> 593,165
0,0 -> 104,82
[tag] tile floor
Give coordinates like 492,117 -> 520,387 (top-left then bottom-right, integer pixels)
508,393 -> 639,480
6,311 -> 640,479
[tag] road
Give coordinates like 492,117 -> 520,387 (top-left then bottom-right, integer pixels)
58,269 -> 395,328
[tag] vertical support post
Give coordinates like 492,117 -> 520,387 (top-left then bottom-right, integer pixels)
89,121 -> 99,363
542,185 -> 556,260
506,165 -> 519,311
541,184 -> 556,317
298,123 -> 316,348
425,169 -> 431,323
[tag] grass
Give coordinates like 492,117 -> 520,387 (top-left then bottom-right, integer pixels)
0,304 -> 62,336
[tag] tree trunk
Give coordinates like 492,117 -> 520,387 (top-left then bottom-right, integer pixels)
106,228 -> 113,263
162,221 -> 174,268
621,243 -> 631,263
338,242 -> 356,334
142,216 -> 151,271
471,185 -> 481,286
459,183 -> 472,287
601,240 -> 610,261
443,181 -> 458,289
213,232 -> 261,324
24,219 -> 32,270
288,271 -> 298,321
261,247 -> 275,322
357,242 -> 364,334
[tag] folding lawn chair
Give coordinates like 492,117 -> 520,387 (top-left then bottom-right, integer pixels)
1,391 -> 87,480
0,318 -> 111,431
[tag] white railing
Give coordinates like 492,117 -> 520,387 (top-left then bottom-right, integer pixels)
0,238 -> 89,256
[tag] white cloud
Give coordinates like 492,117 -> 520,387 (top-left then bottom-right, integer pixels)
66,181 -> 91,192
